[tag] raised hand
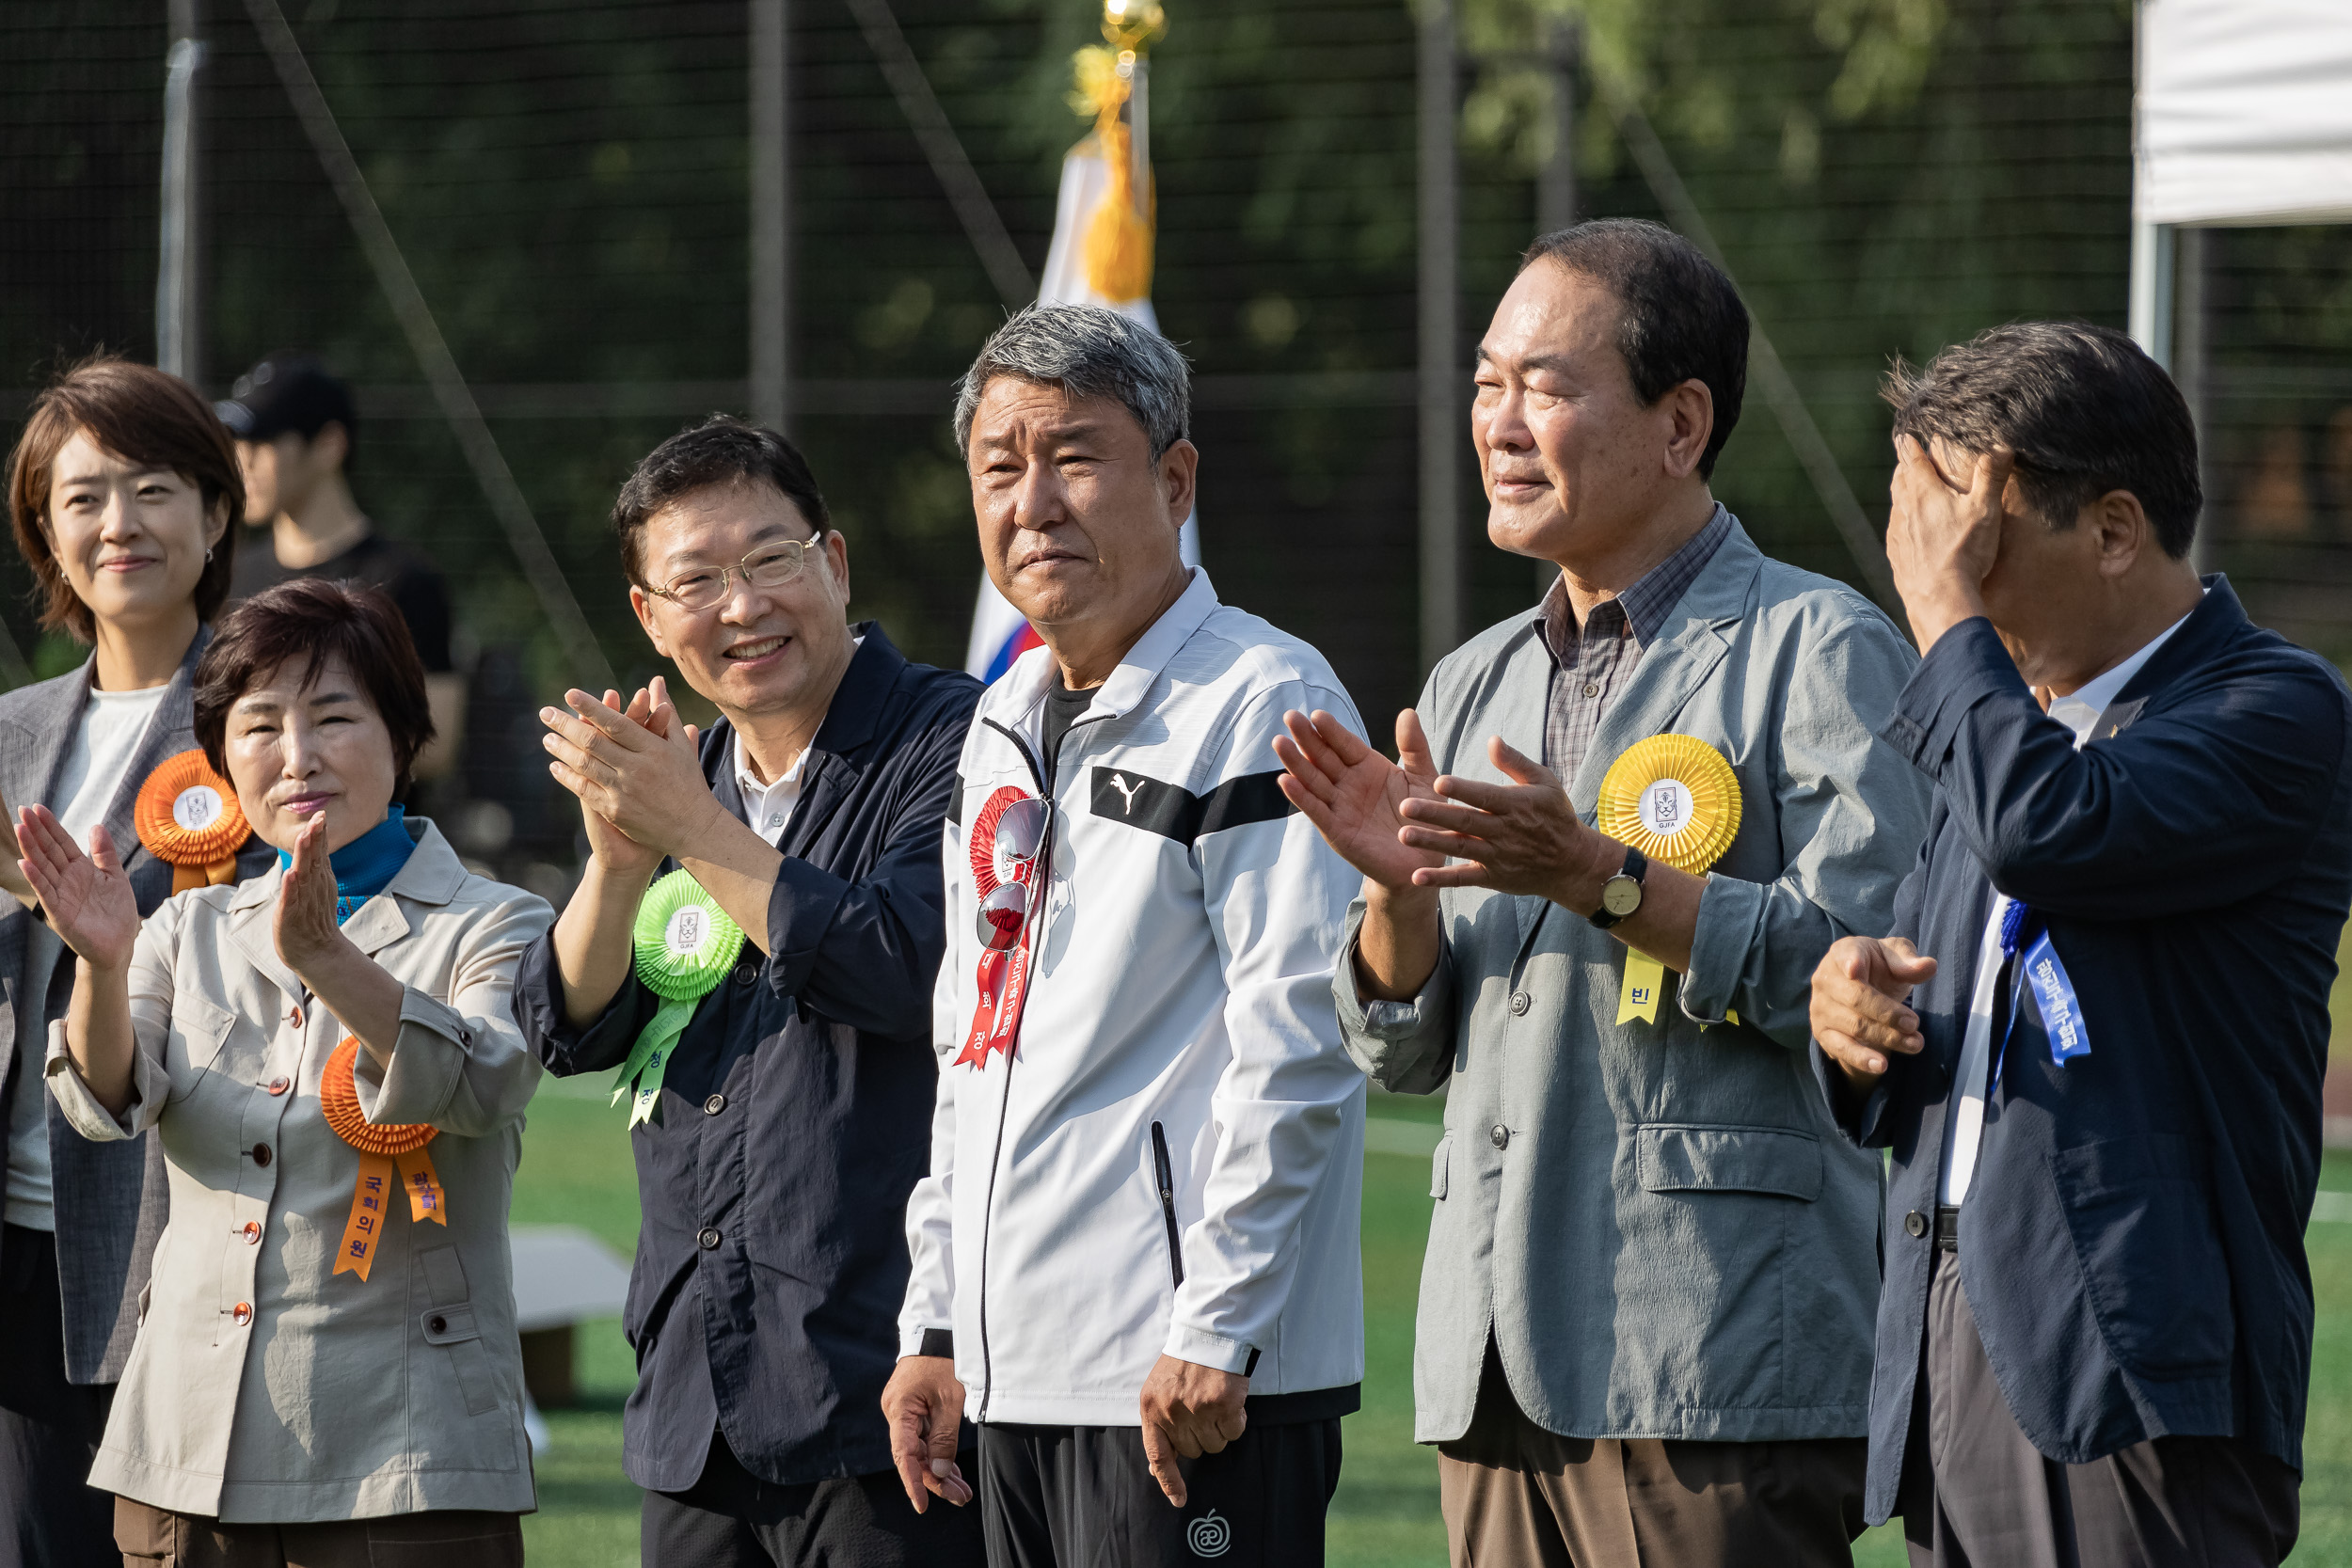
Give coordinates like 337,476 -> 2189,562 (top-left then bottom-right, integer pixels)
274,812 -> 348,974
569,687 -> 668,881
1885,435 -> 2010,655
1274,708 -> 1446,892
541,675 -> 719,867
1809,934 -> 1938,1092
1397,735 -> 1600,900
16,807 -> 138,973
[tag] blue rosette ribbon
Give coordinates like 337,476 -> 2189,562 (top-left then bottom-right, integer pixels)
612,869 -> 746,1127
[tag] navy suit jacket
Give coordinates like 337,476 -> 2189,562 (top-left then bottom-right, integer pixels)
513,625 -> 979,1491
1819,578 -> 2352,1525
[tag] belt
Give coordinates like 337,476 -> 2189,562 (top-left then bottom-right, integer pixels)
1934,1205 -> 1962,1253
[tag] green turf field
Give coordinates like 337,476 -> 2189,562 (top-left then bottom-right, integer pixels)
511,1078 -> 2352,1565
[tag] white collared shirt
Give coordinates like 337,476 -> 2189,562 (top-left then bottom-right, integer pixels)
1939,599 -> 2200,1206
733,734 -> 811,847
729,636 -> 860,847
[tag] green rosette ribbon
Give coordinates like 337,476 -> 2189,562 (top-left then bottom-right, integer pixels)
612,870 -> 746,1127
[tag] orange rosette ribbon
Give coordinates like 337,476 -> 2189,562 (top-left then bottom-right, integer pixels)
134,750 -> 250,894
320,1036 -> 445,1282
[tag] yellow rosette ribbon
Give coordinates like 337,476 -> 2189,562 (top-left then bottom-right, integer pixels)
1595,734 -> 1742,1025
134,750 -> 250,894
321,1036 -> 445,1282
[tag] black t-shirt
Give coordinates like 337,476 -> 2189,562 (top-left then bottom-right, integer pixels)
227,527 -> 454,673
1039,675 -> 1095,783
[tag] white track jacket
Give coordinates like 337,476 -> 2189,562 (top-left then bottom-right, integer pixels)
898,569 -> 1368,1426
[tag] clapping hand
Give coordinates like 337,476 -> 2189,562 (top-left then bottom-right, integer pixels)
15,806 -> 137,973
274,812 -> 350,975
541,676 -> 710,875
1394,736 -> 1605,904
1274,708 -> 1446,892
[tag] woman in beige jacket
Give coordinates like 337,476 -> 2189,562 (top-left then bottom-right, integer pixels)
15,578 -> 551,1566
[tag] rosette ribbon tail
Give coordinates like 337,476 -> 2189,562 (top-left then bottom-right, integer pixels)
333,1154 -> 396,1281
611,996 -> 695,1129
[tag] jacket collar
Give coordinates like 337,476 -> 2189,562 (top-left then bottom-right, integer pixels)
2090,574 -> 2249,742
693,621 -> 908,857
1,628 -> 211,868
1560,518 -> 1762,808
227,816 -> 468,992
985,566 -> 1220,729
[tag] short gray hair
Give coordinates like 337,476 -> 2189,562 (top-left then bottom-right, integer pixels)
952,303 -> 1191,458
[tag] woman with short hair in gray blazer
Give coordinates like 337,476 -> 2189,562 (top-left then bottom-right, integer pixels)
15,578 -> 551,1565
0,356 -> 276,1562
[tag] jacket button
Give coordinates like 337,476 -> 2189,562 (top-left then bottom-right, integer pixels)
250,1143 -> 272,1167
1490,1124 -> 1510,1150
287,1006 -> 302,1027
734,961 -> 758,987
242,1222 -> 262,1244
698,1227 -> 723,1250
1508,991 -> 1531,1016
428,1315 -> 447,1335
1904,1210 -> 1928,1239
704,1094 -> 726,1117
230,1302 -> 252,1326
265,1076 -> 290,1097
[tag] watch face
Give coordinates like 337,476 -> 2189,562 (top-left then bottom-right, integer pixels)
1601,875 -> 1644,917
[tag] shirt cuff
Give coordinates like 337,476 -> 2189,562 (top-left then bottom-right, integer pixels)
43,1021 -> 154,1141
1678,872 -> 1754,1023
1162,1324 -> 1256,1376
767,857 -> 851,997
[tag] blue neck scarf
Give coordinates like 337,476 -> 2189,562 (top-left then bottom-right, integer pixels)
278,805 -> 416,926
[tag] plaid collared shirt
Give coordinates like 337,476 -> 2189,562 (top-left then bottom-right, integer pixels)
1535,505 -> 1732,783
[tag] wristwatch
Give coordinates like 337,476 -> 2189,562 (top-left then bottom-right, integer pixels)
1587,846 -> 1648,931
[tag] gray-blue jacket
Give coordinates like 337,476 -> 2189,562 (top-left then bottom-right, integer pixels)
1337,520 -> 1931,1444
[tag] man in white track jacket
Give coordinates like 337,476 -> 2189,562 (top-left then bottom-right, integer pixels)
883,304 -> 1368,1568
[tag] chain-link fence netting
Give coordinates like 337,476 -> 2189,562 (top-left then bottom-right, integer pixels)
8,0 -> 2347,886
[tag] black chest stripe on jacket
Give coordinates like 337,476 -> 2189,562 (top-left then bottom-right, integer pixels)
1089,766 -> 1295,844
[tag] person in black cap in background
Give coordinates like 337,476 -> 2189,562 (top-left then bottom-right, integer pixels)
217,353 -> 465,781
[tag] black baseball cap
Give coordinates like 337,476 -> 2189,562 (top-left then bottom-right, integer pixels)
215,353 -> 358,449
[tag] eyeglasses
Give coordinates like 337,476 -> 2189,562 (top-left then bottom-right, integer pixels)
647,532 -> 827,611
977,797 -> 1052,952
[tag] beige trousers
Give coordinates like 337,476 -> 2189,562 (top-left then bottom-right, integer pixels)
115,1497 -> 523,1568
1438,1341 -> 1867,1568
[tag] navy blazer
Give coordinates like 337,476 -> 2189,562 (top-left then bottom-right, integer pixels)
1819,578 -> 2352,1525
513,625 -> 979,1492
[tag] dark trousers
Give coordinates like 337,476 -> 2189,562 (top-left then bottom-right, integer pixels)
0,1225 -> 113,1568
1899,1244 -> 2300,1568
1437,1338 -> 1867,1568
644,1427 -> 985,1568
114,1500 -> 521,1568
977,1417 -> 1342,1568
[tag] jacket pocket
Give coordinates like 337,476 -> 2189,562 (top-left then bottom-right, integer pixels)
1430,1134 -> 1451,1200
417,1244 -> 503,1418
1635,1123 -> 1823,1201
1150,1121 -> 1184,1290
2049,1135 -> 2233,1380
167,994 -> 238,1085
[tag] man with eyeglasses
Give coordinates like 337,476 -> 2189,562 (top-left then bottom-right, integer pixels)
883,304 -> 1369,1566
513,417 -> 986,1567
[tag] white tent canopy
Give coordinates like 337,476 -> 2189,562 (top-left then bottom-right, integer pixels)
2137,0 -> 2352,229
2130,0 -> 2352,395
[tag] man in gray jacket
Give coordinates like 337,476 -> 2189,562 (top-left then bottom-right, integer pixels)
1276,218 -> 1931,1564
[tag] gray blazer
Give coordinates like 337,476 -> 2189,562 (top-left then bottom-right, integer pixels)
1337,521 -> 1932,1445
0,632 -> 275,1383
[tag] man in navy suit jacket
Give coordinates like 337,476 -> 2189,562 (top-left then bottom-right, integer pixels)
1809,322 -> 2352,1567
